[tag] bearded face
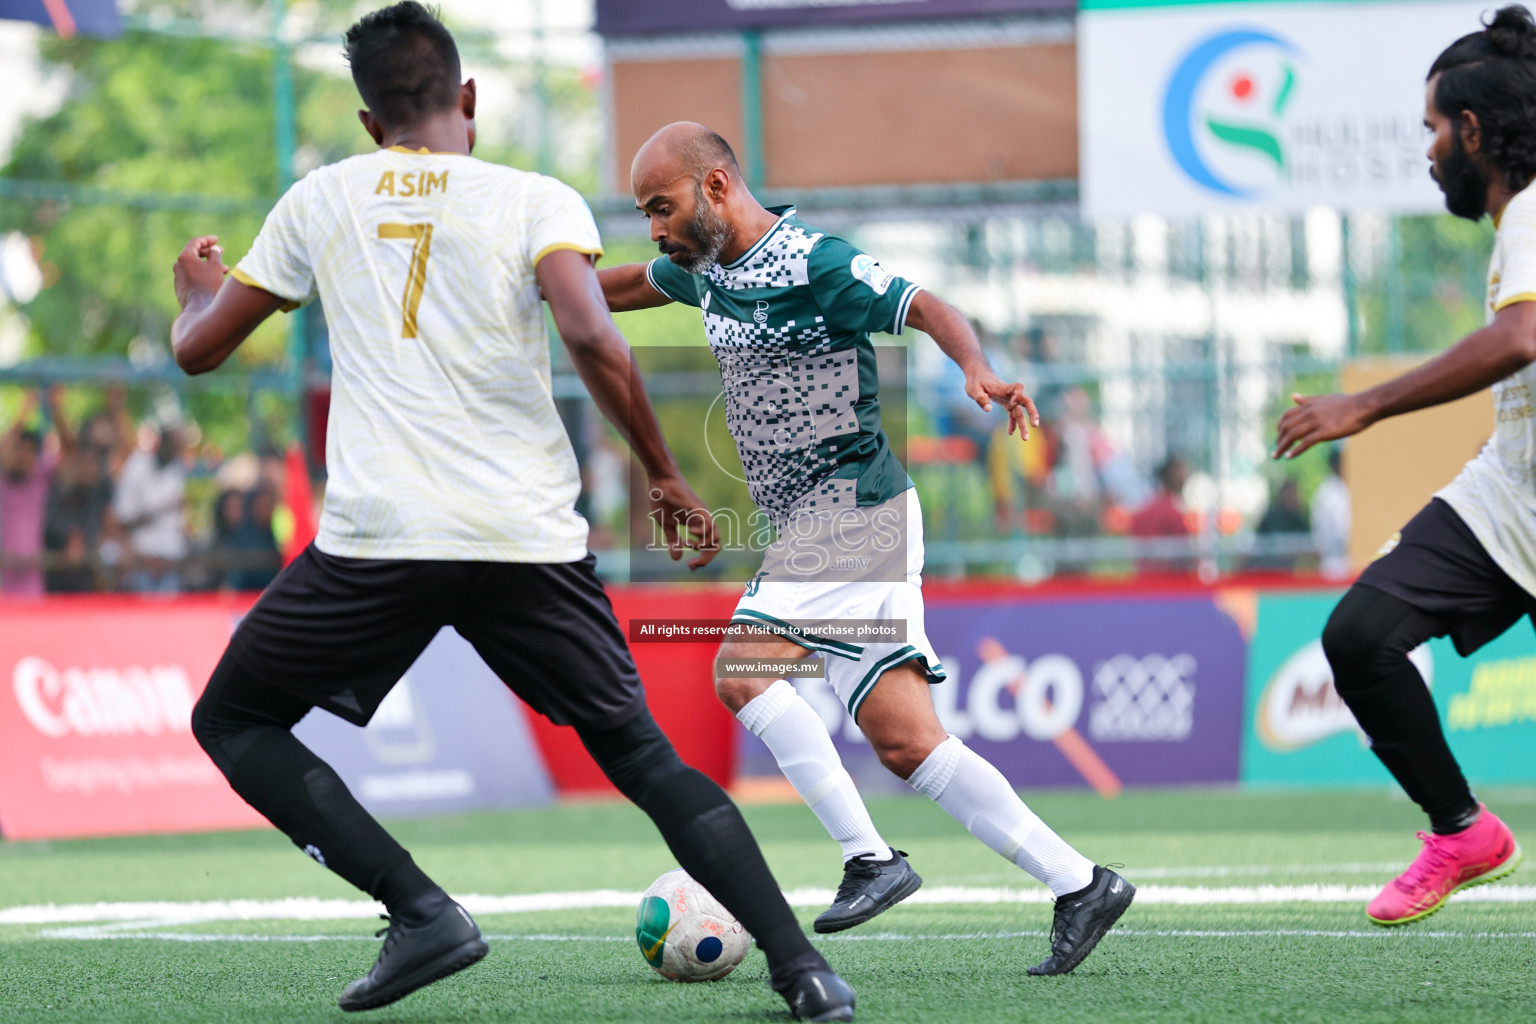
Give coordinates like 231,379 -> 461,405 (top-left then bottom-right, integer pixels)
1433,124 -> 1492,221
658,181 -> 732,273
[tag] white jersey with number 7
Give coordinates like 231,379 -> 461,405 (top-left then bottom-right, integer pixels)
234,147 -> 603,563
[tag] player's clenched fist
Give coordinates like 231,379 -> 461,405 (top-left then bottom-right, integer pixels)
172,234 -> 229,309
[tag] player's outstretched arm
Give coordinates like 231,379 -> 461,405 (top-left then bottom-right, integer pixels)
170,236 -> 286,375
539,249 -> 718,568
907,290 -> 1040,440
596,263 -> 674,313
1274,300 -> 1536,459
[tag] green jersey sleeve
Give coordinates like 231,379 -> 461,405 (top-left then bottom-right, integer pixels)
807,235 -> 922,336
645,256 -> 703,307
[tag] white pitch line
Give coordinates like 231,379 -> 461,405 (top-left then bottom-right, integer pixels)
1110,863 -> 1404,880
31,927 -> 1536,944
958,863 -> 1424,885
37,931 -> 641,943
5,883 -> 1536,929
1114,928 -> 1536,939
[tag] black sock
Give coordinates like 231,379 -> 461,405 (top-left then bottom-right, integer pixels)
1431,802 -> 1483,836
578,709 -> 823,976
192,659 -> 447,922
226,729 -> 447,918
376,859 -> 453,925
769,950 -> 832,994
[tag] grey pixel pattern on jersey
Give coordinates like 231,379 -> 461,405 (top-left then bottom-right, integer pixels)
649,207 -> 915,531
704,222 -> 820,291
716,333 -> 860,518
699,224 -> 871,520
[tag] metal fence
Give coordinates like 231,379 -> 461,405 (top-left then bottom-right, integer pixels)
0,5 -> 1496,588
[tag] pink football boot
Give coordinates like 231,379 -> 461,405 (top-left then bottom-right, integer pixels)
1367,804 -> 1522,926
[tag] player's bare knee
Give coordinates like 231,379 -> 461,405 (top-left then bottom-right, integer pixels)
715,675 -> 771,714
860,713 -> 944,780
715,639 -> 809,713
870,736 -> 934,781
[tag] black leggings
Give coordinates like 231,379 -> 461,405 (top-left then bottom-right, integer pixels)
1321,584 -> 1479,833
191,655 -> 438,916
192,654 -> 818,977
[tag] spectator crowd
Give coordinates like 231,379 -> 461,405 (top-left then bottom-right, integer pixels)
917,327 -> 1354,578
1,359 -> 1355,596
0,387 -> 298,597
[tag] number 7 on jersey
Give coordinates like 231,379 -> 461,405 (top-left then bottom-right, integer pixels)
378,223 -> 434,339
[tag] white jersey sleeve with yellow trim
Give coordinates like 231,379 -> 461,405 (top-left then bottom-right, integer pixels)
233,149 -> 604,563
1493,187 -> 1536,314
233,174 -> 319,311
523,174 -> 604,266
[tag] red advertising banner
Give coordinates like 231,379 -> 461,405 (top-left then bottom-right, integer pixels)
523,586 -> 741,796
0,597 -> 264,840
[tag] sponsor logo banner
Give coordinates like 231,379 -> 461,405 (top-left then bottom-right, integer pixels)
0,601 -> 264,840
1080,0 -> 1488,218
1242,591 -> 1536,785
0,0 -> 121,38
292,628 -> 554,819
739,592 -> 1248,789
0,604 -> 556,841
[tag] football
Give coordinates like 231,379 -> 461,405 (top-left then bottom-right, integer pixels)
634,868 -> 751,982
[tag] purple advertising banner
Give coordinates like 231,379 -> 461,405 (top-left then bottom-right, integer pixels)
294,628 -> 554,817
0,0 -> 120,37
595,0 -> 1071,37
738,593 -> 1248,791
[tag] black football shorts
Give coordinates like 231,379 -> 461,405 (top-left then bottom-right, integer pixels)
224,544 -> 645,730
1358,497 -> 1536,656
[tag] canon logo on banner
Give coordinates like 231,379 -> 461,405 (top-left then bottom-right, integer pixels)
12,656 -> 198,738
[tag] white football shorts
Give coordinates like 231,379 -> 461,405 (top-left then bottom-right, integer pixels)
729,488 -> 946,721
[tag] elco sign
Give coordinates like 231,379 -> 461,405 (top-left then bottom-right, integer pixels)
1079,0 -> 1493,218
737,592 -> 1247,790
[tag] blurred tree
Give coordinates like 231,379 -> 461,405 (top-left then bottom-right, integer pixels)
3,29 -> 293,364
1,1 -> 600,454
1357,214 -> 1494,356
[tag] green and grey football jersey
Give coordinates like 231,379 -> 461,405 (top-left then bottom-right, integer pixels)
647,206 -> 917,526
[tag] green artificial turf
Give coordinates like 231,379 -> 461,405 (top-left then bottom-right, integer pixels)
4,788 -> 1535,1023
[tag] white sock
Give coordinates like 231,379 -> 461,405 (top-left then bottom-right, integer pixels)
736,679 -> 893,863
907,734 -> 1095,897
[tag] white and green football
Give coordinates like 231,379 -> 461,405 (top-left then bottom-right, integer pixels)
635,868 -> 750,982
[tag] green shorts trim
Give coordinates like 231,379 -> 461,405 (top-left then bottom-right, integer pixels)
728,608 -> 865,660
845,645 -> 947,720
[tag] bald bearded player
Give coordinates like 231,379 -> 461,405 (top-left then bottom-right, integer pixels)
599,123 -> 1134,977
